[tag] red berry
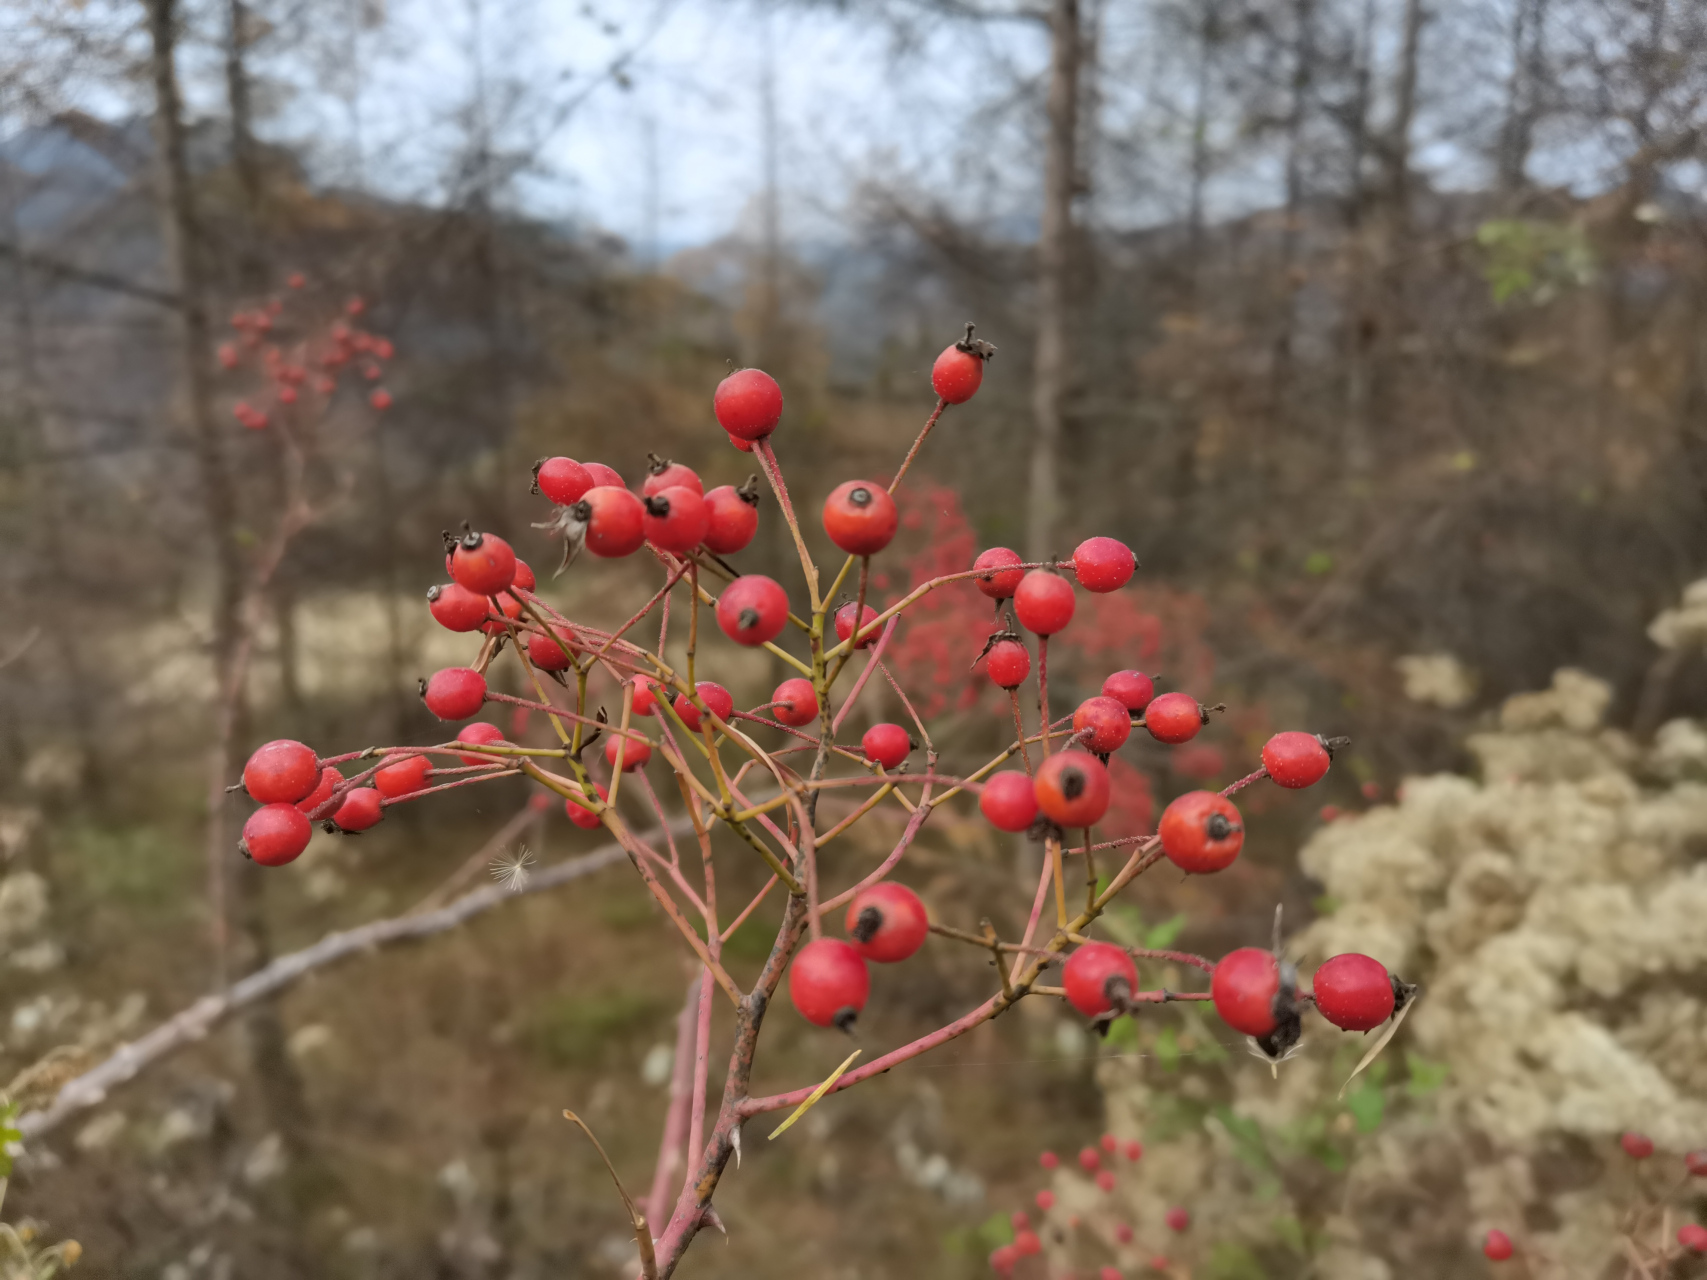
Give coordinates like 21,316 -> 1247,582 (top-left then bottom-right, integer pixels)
449,530 -> 517,595
1320,804 -> 1341,822
703,483 -> 760,554
286,271 -> 305,288
1621,1131 -> 1655,1160
1687,1150 -> 1707,1177
243,739 -> 320,804
1014,1230 -> 1042,1257
1096,1170 -> 1116,1192
374,754 -> 432,798
931,342 -> 985,404
581,485 -> 647,557
630,676 -> 661,716
296,765 -> 341,816
1165,1207 -> 1189,1232
771,677 -> 819,727
714,368 -> 784,440
1036,1190 -> 1056,1211
480,590 -> 524,635
1100,1133 -> 1118,1153
716,575 -> 789,646
1034,750 -> 1110,827
536,456 -> 593,505
422,667 -> 487,720
1073,536 -> 1136,593
836,601 -> 881,649
526,626 -> 577,672
1115,1223 -> 1133,1244
1079,1147 -> 1100,1172
277,385 -> 299,405
1125,1140 -> 1142,1162
1039,1151 -> 1059,1170
1102,1269 -> 1122,1280
427,583 -> 487,632
219,342 -> 240,369
241,803 -> 313,866
1014,570 -> 1075,635
1261,731 -> 1332,788
1144,692 -> 1204,744
332,786 -> 385,832
727,433 -> 754,453
788,937 -> 869,1029
846,881 -> 928,963
606,733 -> 652,771
1010,1211 -> 1030,1233
985,639 -> 1031,689
1158,791 -> 1244,874
1483,1229 -> 1514,1261
1211,947 -> 1287,1037
673,681 -> 734,732
1063,942 -> 1138,1016
368,388 -> 392,411
510,560 -> 536,592
565,782 -> 608,829
862,722 -> 912,770
643,486 -> 710,555
973,547 -> 1024,599
1102,670 -> 1155,712
456,722 -> 506,765
1678,1224 -> 1707,1254
989,1244 -> 1017,1275
980,772 -> 1039,832
642,456 -> 703,498
1312,954 -> 1396,1031
1072,695 -> 1131,753
823,481 -> 899,557
583,462 -> 625,488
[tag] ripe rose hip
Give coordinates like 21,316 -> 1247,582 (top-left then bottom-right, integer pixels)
836,601 -> 882,650
1079,1147 -> 1100,1172
771,677 -> 819,727
296,765 -> 341,816
702,481 -> 760,554
243,739 -> 320,804
1678,1224 -> 1707,1254
427,583 -> 487,633
1010,1211 -> 1029,1233
1100,1134 -> 1119,1154
673,681 -> 734,732
526,626 -> 577,672
1102,670 -> 1155,712
862,722 -> 912,770
989,1244 -> 1017,1275
1312,954 -> 1396,1031
374,754 -> 432,798
1013,1230 -> 1041,1257
456,721 -> 506,765
242,803 -> 313,866
642,486 -> 710,555
579,486 -> 647,557
1096,1170 -> 1116,1192
1687,1149 -> 1707,1177
1621,1131 -> 1655,1160
1483,1229 -> 1514,1261
1165,1207 -> 1190,1232
1211,947 -> 1289,1037
1072,695 -> 1131,753
846,881 -> 928,963
1261,731 -> 1332,788
332,786 -> 385,832
930,332 -> 990,404
1036,1190 -> 1056,1211
985,638 -> 1031,689
449,529 -> 517,595
630,675 -> 661,716
368,388 -> 392,410
1115,1223 -> 1133,1244
565,782 -> 608,829
788,937 -> 869,1029
1073,536 -> 1136,593
583,462 -> 625,489
823,481 -> 899,557
1063,941 -> 1138,1017
1034,750 -> 1110,827
642,455 -> 703,498
1125,1139 -> 1142,1162
1158,791 -> 1244,874
1144,691 -> 1204,744
510,559 -> 536,592
1039,1150 -> 1060,1170
980,772 -> 1039,831
714,368 -> 784,441
422,667 -> 487,720
606,732 -> 652,771
1014,570 -> 1075,635
716,575 -> 789,646
479,590 -> 524,635
973,547 -> 1025,599
1100,1269 -> 1121,1280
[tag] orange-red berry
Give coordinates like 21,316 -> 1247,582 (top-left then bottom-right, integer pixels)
823,481 -> 899,556
788,937 -> 869,1029
1261,731 -> 1332,788
1034,750 -> 1110,827
771,677 -> 819,727
1063,941 -> 1137,1017
1312,954 -> 1396,1031
1072,695 -> 1130,753
846,882 -> 928,963
1158,791 -> 1244,874
716,575 -> 789,645
714,368 -> 783,440
1143,691 -> 1204,744
980,772 -> 1039,831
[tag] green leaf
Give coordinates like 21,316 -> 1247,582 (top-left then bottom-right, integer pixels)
1207,1241 -> 1267,1280
1345,1078 -> 1385,1133
1143,914 -> 1186,949
1103,1015 -> 1137,1049
1406,1051 -> 1450,1098
1304,551 -> 1334,576
976,1212 -> 1014,1248
0,1098 -> 21,1177
1212,1104 -> 1274,1173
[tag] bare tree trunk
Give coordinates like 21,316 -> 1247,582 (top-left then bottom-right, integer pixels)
1026,0 -> 1081,562
1388,0 -> 1427,223
1271,0 -> 1315,394
1185,1 -> 1217,299
1341,0 -> 1377,476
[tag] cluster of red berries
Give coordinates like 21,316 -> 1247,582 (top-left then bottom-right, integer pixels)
789,882 -> 929,1029
223,283 -> 394,429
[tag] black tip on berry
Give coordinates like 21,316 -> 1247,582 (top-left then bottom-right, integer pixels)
955,321 -> 997,360
1391,974 -> 1417,1015
647,451 -> 670,475
739,607 -> 760,630
1103,973 -> 1133,1013
570,499 -> 592,521
644,494 -> 671,517
849,486 -> 872,507
738,475 -> 762,506
1205,812 -> 1233,841
323,820 -> 338,834
851,906 -> 883,943
1255,1011 -> 1303,1060
1061,767 -> 1086,801
237,840 -> 252,861
530,457 -> 545,493
1320,735 -> 1351,758
460,527 -> 484,551
833,1008 -> 860,1035
441,528 -> 458,553
426,585 -> 442,602
416,678 -> 428,699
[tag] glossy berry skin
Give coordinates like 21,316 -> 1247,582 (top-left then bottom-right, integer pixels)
449,530 -> 517,595
480,590 -> 524,636
642,486 -> 710,555
716,575 -> 789,646
456,722 -> 506,765
1687,1150 -> 1707,1177
423,667 -> 487,720
1212,947 -> 1285,1037
836,601 -> 881,650
973,547 -> 1025,599
714,368 -> 784,440
985,639 -> 1031,689
772,677 -> 819,727
565,783 -> 607,829
332,786 -> 384,832
1144,692 -> 1204,744
583,462 -> 624,489
1034,750 -> 1111,827
823,481 -> 899,556
1014,570 -> 1076,635
1063,942 -> 1138,1017
931,343 -> 984,404
674,682 -> 735,732
846,881 -> 929,963
374,754 -> 432,798
1312,954 -> 1396,1031
1072,695 -> 1131,753
1158,791 -> 1245,874
980,772 -> 1039,831
606,733 -> 652,771
581,486 -> 647,557
428,582 -> 488,633
1262,731 -> 1332,788
863,722 -> 912,770
1483,1230 -> 1514,1261
727,434 -> 754,453
1073,536 -> 1136,593
788,937 -> 869,1029
702,484 -> 760,554
242,804 -> 314,866
296,765 -> 342,816
643,457 -> 703,498
510,560 -> 536,592
1102,670 -> 1156,712
1678,1224 -> 1707,1254
1165,1208 -> 1190,1232
243,739 -> 320,804
527,627 -> 576,672
536,456 -> 593,506
1621,1131 -> 1655,1160
631,675 -> 661,716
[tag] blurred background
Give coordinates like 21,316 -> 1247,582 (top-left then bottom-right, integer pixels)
3,0 -> 1707,1276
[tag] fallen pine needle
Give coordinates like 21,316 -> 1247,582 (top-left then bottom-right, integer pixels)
768,1050 -> 861,1140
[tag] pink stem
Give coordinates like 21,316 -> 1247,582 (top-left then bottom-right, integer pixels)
888,397 -> 946,494
817,772 -> 935,916
645,979 -> 701,1224
685,966 -> 714,1196
1009,853 -> 1056,983
831,618 -> 899,733
1038,634 -> 1051,757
